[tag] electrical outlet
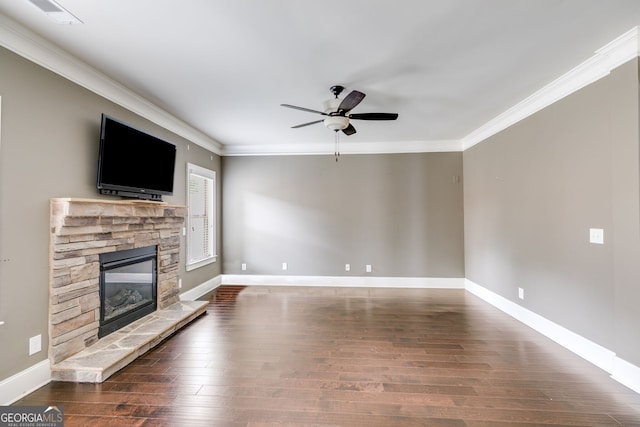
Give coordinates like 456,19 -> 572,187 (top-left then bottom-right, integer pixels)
282,262 -> 288,271
366,264 -> 372,273
178,278 -> 182,289
518,287 -> 524,300
241,263 -> 247,271
345,263 -> 350,272
29,334 -> 42,355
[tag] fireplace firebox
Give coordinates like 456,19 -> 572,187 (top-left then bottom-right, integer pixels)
98,245 -> 158,338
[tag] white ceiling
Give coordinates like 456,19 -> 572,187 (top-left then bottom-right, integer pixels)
1,0 -> 640,155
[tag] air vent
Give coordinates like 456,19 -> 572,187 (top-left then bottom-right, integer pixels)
26,0 -> 83,24
29,0 -> 62,13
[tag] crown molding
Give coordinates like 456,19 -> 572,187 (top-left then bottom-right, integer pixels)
2,12 -> 637,157
0,14 -> 223,155
223,139 -> 462,156
462,26 -> 640,150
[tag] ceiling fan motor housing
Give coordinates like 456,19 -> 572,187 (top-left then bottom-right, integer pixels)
322,97 -> 341,113
322,98 -> 348,130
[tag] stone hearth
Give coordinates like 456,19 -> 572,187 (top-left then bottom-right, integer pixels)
49,198 -> 207,382
50,300 -> 206,382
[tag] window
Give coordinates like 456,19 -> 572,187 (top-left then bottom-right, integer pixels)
186,163 -> 216,271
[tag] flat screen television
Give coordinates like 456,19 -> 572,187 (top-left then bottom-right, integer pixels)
97,114 -> 177,201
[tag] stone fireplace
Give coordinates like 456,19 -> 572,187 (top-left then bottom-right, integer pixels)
49,198 -> 207,382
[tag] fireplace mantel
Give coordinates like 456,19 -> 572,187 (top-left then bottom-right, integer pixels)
49,198 -> 207,382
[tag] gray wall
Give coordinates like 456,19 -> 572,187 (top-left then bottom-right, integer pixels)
222,153 -> 465,277
0,47 -> 221,381
463,58 -> 640,364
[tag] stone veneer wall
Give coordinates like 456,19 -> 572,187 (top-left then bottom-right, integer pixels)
49,198 -> 186,364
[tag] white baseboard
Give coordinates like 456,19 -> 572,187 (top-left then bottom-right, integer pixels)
611,356 -> 640,394
465,278 -> 640,394
221,274 -> 465,289
0,359 -> 51,405
179,275 -> 222,301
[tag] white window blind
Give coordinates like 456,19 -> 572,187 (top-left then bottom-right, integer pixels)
186,163 -> 216,271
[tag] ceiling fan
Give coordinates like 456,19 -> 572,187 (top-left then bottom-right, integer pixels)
281,85 -> 398,136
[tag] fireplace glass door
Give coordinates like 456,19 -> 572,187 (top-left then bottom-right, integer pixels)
99,245 -> 157,338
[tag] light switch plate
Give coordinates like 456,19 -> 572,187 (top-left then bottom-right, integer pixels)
589,228 -> 604,244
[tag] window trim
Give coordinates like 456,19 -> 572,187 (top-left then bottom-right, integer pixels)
185,163 -> 216,271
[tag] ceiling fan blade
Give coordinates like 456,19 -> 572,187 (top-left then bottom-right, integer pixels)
281,104 -> 328,116
291,119 -> 324,128
342,123 -> 357,135
337,90 -> 365,114
349,112 -> 398,121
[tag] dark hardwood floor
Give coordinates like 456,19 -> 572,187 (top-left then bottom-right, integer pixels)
14,286 -> 640,426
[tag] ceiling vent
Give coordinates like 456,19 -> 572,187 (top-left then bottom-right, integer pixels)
26,0 -> 83,24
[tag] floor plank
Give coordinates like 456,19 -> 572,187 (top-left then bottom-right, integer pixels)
13,285 -> 640,426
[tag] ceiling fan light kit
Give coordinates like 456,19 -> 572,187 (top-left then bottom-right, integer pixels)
324,116 -> 349,131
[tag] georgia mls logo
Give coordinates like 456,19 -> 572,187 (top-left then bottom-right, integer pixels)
0,405 -> 64,426
44,406 -> 63,419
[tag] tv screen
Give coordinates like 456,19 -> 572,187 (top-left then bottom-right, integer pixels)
97,114 -> 177,201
